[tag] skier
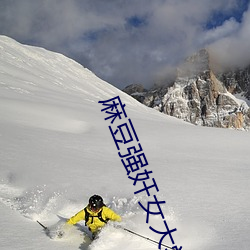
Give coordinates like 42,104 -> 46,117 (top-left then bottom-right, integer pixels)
66,194 -> 122,238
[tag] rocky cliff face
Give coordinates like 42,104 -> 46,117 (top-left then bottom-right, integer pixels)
123,49 -> 250,130
217,66 -> 250,99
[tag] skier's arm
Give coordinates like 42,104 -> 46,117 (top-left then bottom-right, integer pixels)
67,209 -> 85,225
104,207 -> 122,222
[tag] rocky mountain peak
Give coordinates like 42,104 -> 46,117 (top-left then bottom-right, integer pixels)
123,49 -> 250,130
177,49 -> 210,78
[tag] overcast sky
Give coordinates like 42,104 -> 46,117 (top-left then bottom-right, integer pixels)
0,0 -> 249,89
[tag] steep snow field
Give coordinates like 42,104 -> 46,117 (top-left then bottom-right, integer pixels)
0,36 -> 249,250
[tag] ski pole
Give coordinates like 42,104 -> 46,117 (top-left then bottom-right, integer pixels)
122,227 -> 173,249
37,220 -> 48,231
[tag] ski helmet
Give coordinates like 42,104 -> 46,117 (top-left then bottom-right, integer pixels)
89,195 -> 104,211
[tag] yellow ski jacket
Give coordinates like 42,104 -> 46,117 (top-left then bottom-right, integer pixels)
67,206 -> 121,233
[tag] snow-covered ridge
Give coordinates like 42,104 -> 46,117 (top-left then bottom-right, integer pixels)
0,35 -> 143,107
0,35 -> 149,133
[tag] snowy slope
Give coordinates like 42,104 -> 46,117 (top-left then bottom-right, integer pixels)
0,36 -> 250,250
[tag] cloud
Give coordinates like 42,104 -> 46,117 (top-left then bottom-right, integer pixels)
200,18 -> 240,45
208,3 -> 250,68
0,0 -> 249,89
